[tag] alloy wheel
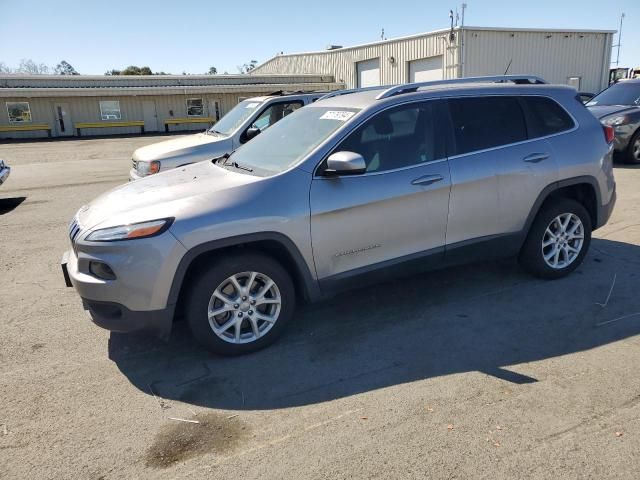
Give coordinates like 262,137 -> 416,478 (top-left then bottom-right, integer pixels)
541,213 -> 585,269
207,271 -> 282,344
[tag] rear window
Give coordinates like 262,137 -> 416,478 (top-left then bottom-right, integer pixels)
521,96 -> 574,138
448,97 -> 527,155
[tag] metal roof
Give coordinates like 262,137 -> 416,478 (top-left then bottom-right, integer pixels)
255,25 -> 616,59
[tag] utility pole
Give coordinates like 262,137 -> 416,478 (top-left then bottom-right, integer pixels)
614,12 -> 625,66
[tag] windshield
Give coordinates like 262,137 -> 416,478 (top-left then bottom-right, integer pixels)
587,83 -> 640,106
208,100 -> 262,135
228,106 -> 360,175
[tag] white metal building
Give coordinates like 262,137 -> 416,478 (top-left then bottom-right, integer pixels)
252,26 -> 615,93
0,74 -> 341,139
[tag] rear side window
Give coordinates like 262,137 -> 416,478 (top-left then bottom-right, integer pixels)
521,96 -> 575,138
448,97 -> 527,155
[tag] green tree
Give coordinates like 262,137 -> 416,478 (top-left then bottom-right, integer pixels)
237,60 -> 258,74
54,60 -> 79,75
207,66 -> 218,75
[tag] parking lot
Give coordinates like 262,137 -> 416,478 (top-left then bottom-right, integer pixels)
1,134 -> 639,479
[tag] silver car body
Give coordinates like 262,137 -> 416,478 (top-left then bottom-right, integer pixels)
63,80 -> 616,338
0,159 -> 10,186
129,93 -> 324,180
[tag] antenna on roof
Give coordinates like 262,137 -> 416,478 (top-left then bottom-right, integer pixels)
380,28 -> 386,40
503,58 -> 513,75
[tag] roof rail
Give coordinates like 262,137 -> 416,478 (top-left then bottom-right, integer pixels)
318,85 -> 389,101
375,75 -> 547,100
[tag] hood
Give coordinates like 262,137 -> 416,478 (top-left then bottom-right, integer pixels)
76,161 -> 260,231
587,104 -> 640,119
132,133 -> 232,162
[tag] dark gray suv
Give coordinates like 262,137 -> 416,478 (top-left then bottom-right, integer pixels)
62,76 -> 617,355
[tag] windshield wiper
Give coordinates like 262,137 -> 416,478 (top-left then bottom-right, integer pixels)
230,161 -> 253,172
214,153 -> 253,172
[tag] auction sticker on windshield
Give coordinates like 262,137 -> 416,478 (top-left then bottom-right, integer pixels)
320,111 -> 355,121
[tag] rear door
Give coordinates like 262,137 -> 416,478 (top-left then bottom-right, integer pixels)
310,100 -> 451,283
445,96 -> 532,245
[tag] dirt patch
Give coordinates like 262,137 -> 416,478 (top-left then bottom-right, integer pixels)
144,412 -> 249,469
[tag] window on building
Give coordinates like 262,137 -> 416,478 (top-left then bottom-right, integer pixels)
6,102 -> 32,123
99,100 -> 121,120
521,96 -> 575,138
336,101 -> 446,173
187,98 -> 204,116
567,77 -> 581,89
447,97 -> 527,155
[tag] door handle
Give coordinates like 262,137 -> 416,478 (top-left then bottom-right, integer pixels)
523,153 -> 550,163
411,174 -> 444,186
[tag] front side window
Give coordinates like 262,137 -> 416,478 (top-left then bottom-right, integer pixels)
187,98 -> 204,116
336,101 -> 446,173
448,97 -> 527,155
99,100 -> 121,120
522,96 -> 574,138
251,101 -> 303,131
6,102 -> 32,123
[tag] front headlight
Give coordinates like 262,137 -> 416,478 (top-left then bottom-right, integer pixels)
602,115 -> 630,127
137,160 -> 161,176
86,218 -> 173,242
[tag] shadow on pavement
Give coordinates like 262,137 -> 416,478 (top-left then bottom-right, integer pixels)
0,196 -> 26,215
109,238 -> 640,410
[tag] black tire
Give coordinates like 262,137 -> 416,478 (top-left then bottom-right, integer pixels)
186,252 -> 296,355
625,129 -> 640,165
519,198 -> 592,279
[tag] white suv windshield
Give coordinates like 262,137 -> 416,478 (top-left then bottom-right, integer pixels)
228,106 -> 360,175
209,100 -> 262,135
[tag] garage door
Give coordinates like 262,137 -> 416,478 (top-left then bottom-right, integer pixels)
356,58 -> 381,88
409,56 -> 444,83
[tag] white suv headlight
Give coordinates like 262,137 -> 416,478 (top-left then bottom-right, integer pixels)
86,218 -> 173,242
137,160 -> 161,176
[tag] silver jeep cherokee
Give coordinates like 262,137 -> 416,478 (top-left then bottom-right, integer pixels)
62,75 -> 617,355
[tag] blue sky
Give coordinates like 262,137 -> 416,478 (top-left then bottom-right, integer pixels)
1,0 -> 638,74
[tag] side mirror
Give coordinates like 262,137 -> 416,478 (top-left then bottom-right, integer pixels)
324,151 -> 366,176
244,127 -> 261,142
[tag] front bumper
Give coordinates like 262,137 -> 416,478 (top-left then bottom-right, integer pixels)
129,168 -> 143,181
612,124 -> 635,153
0,165 -> 10,186
61,250 -> 175,339
82,298 -> 173,340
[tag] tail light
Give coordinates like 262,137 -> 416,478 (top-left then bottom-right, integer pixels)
603,125 -> 615,144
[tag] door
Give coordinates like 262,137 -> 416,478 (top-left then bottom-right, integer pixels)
310,100 -> 451,282
142,100 -> 158,132
208,99 -> 221,123
53,103 -> 73,137
239,100 -> 304,144
356,58 -> 381,87
409,56 -> 444,82
445,95 -> 558,246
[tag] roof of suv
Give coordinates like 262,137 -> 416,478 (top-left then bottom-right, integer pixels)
314,81 -> 577,110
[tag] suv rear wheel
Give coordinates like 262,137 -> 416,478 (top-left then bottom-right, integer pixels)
519,198 -> 592,279
186,253 -> 295,355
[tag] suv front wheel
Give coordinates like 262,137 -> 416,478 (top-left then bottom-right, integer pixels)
519,198 -> 592,279
186,253 -> 296,355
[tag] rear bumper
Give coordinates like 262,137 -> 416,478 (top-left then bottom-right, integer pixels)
82,298 -> 173,340
597,186 -> 617,229
0,166 -> 10,186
